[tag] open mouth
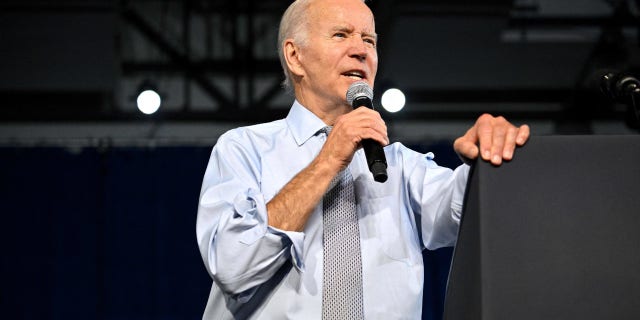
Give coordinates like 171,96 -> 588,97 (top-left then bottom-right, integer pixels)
342,70 -> 366,80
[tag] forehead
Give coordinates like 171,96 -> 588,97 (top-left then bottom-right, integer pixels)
306,0 -> 376,33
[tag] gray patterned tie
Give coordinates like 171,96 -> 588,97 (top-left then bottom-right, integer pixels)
321,127 -> 364,319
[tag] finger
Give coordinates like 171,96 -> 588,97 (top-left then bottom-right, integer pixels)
490,119 -> 507,165
454,127 -> 480,160
502,126 -> 518,160
347,109 -> 388,145
344,124 -> 386,146
454,136 -> 479,162
373,119 -> 389,145
359,122 -> 388,146
476,114 -> 494,161
373,132 -> 389,146
362,112 -> 388,144
334,119 -> 387,150
516,124 -> 530,146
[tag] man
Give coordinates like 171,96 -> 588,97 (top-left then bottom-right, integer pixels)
196,0 -> 530,318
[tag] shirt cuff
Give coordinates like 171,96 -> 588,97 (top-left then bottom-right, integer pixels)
233,188 -> 306,271
267,225 -> 305,272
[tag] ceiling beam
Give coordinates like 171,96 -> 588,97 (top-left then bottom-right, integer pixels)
121,6 -> 233,107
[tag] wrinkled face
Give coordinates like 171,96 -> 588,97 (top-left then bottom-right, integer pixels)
292,0 -> 378,106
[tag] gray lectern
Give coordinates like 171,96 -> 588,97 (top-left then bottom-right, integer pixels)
444,135 -> 640,320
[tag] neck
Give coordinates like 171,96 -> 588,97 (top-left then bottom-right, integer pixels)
294,88 -> 351,126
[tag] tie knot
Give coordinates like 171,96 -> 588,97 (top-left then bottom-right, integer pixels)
322,126 -> 332,136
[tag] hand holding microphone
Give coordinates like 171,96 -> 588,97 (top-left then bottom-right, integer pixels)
346,81 -> 388,183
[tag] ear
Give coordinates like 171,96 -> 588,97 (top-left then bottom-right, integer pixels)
283,39 -> 305,78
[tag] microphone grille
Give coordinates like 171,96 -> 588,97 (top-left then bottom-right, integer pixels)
346,81 -> 373,105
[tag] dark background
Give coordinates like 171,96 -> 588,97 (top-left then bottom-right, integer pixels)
1,0 -> 639,319
0,143 -> 459,320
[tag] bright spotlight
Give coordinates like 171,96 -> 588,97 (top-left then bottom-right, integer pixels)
381,88 -> 405,113
136,89 -> 161,115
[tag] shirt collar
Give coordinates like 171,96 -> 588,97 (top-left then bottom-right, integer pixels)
286,100 -> 328,146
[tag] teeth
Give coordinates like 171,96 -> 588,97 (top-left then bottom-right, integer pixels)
344,71 -> 364,79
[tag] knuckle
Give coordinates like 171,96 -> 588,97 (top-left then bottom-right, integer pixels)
478,113 -> 494,122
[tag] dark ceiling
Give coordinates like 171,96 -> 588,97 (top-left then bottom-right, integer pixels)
0,0 -> 639,134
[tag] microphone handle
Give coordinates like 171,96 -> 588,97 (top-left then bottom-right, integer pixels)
362,139 -> 388,182
353,96 -> 388,183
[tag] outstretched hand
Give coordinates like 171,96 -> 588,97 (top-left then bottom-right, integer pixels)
453,114 -> 530,166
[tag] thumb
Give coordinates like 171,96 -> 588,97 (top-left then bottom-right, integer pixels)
454,127 -> 480,163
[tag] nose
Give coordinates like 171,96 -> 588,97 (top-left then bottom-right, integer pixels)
348,37 -> 368,61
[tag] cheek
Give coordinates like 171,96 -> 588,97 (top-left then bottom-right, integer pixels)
369,55 -> 378,78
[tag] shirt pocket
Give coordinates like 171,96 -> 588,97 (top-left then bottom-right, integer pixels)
363,195 -> 421,265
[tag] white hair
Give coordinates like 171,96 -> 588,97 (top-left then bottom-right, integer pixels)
277,0 -> 367,94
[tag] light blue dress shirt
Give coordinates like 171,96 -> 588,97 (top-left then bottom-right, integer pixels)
196,101 -> 469,319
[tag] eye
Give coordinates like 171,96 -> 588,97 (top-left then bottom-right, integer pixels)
333,32 -> 347,38
364,38 -> 377,47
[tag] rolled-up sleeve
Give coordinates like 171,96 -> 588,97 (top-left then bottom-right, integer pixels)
421,162 -> 469,249
405,150 -> 469,250
196,131 -> 302,295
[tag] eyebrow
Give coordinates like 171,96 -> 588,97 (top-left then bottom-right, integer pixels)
331,26 -> 378,41
363,31 -> 378,41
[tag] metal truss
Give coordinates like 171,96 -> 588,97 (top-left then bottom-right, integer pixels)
0,0 -> 638,129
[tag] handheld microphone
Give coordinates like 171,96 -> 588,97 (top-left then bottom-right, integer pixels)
346,81 -> 388,183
